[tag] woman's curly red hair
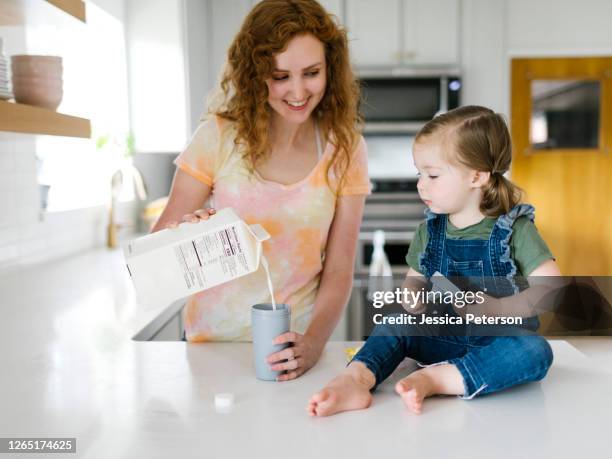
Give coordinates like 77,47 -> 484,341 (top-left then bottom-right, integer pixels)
208,0 -> 362,190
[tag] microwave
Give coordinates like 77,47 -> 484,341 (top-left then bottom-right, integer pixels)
358,67 -> 461,134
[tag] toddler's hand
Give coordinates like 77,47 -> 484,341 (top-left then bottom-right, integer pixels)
452,292 -> 500,317
400,273 -> 428,314
166,207 -> 216,229
403,300 -> 427,315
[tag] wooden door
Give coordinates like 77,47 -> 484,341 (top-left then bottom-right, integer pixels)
511,57 -> 612,275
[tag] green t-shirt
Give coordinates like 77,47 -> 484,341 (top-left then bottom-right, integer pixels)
406,216 -> 554,276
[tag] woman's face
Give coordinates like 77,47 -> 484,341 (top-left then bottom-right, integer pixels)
266,34 -> 327,125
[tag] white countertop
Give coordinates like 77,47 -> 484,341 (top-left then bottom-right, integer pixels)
1,248 -> 611,459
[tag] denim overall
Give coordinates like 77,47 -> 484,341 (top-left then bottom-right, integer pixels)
352,204 -> 554,399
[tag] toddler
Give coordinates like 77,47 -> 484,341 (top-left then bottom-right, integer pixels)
307,105 -> 560,416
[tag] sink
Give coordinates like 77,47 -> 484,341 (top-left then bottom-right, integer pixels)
132,299 -> 185,341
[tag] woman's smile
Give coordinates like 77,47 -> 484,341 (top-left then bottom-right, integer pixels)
284,97 -> 310,111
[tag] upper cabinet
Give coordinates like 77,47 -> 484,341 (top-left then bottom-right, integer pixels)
403,0 -> 459,65
346,0 -> 401,66
347,0 -> 460,67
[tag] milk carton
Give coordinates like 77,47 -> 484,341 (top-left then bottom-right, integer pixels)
123,208 -> 270,306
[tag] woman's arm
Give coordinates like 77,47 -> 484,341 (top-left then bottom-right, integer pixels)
269,194 -> 366,381
151,168 -> 212,233
305,194 -> 366,347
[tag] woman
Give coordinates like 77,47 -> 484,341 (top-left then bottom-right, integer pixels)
152,0 -> 370,381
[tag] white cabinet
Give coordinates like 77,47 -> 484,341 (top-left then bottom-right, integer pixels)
346,0 -> 460,66
403,0 -> 460,65
346,0 -> 402,66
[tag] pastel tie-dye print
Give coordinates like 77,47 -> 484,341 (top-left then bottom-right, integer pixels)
174,117 -> 371,341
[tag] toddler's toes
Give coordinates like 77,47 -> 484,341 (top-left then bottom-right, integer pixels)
311,389 -> 331,405
396,375 -> 427,414
312,389 -> 337,416
306,396 -> 322,416
395,378 -> 411,395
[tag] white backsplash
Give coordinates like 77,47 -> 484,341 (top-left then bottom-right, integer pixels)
0,133 -> 109,271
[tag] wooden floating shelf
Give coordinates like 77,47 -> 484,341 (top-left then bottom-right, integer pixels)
0,0 -> 86,26
45,0 -> 86,23
0,100 -> 91,138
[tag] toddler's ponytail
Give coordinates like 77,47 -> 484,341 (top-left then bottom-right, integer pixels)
416,105 -> 523,217
481,172 -> 522,217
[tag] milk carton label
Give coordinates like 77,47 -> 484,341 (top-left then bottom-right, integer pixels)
123,208 -> 270,306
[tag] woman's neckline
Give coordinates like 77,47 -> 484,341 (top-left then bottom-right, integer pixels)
253,122 -> 328,190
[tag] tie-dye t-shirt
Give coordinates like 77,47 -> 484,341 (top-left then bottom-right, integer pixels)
173,116 -> 371,342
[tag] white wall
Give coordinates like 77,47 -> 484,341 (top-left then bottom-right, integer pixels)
183,0 -> 210,133
460,0 -> 505,113
461,0 -> 612,116
0,134 -> 107,271
126,0 -> 188,153
93,0 -> 126,21
506,0 -> 612,54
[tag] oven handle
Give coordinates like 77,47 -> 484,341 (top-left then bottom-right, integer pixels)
359,231 -> 415,242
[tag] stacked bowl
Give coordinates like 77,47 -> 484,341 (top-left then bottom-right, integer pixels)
0,38 -> 13,100
11,55 -> 63,110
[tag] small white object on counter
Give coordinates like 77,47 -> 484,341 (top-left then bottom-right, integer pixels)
214,393 -> 234,413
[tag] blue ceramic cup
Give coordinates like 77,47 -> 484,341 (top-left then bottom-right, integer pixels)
251,303 -> 290,381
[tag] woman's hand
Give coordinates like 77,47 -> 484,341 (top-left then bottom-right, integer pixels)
166,207 -> 216,228
266,332 -> 324,381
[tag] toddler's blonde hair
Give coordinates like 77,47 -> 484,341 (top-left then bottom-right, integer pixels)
415,105 -> 523,217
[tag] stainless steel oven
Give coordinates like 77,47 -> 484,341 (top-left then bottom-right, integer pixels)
355,180 -> 424,276
358,67 -> 461,135
347,179 -> 427,339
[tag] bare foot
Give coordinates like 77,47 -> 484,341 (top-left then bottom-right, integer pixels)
394,370 -> 436,414
307,362 -> 375,417
395,364 -> 464,414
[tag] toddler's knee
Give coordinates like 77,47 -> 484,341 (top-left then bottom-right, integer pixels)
525,337 -> 554,380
